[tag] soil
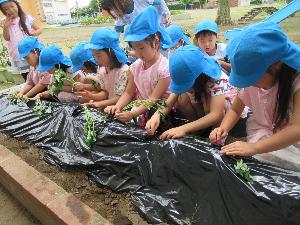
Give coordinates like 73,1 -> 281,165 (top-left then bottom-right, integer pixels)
0,133 -> 163,225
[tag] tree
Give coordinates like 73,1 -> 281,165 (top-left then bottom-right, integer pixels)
216,0 -> 233,25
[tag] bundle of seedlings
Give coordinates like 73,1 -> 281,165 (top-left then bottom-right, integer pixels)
123,99 -> 167,119
48,69 -> 76,95
7,92 -> 28,104
83,106 -> 97,150
33,99 -> 52,117
234,159 -> 253,183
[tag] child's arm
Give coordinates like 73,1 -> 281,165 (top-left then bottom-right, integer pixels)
76,90 -> 108,101
24,83 -> 48,98
115,77 -> 170,123
145,93 -> 178,135
160,94 -> 226,139
218,60 -> 231,73
18,84 -> 33,96
29,20 -> 42,36
104,72 -> 136,115
221,90 -> 300,156
83,96 -> 120,110
2,16 -> 13,41
209,96 -> 245,144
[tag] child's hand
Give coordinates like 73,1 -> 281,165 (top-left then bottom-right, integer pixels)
30,93 -> 41,101
73,82 -> 85,91
82,101 -> 105,110
115,111 -> 133,123
209,127 -> 228,145
75,90 -> 93,100
220,141 -> 257,157
145,113 -> 161,135
104,105 -> 121,115
4,16 -> 13,28
160,127 -> 187,140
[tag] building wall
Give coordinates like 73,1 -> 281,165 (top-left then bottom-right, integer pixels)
42,0 -> 71,22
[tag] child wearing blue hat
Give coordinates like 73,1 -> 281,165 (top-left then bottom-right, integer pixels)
162,24 -> 190,58
195,20 -> 230,73
210,22 -> 300,171
17,36 -> 50,98
73,28 -> 129,110
35,46 -> 84,103
70,41 -> 98,76
145,45 -> 231,139
0,0 -> 42,80
104,6 -> 171,125
101,0 -> 171,33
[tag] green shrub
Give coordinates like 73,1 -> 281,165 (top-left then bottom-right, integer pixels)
170,10 -> 184,15
79,16 -> 113,25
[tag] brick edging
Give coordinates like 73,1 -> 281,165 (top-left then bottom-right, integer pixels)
0,144 -> 113,225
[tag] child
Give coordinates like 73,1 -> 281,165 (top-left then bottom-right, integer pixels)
74,28 -> 129,110
162,24 -> 190,58
209,22 -> 300,171
146,45 -> 228,139
70,41 -> 98,76
17,36 -> 50,98
0,0 -> 42,80
195,20 -> 230,73
101,0 -> 171,33
35,46 -> 84,103
104,6 -> 171,125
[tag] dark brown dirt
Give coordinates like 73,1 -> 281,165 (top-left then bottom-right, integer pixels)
0,133 -> 162,225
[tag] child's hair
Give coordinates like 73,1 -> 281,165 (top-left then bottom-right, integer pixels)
128,32 -> 161,48
192,73 -> 210,103
0,0 -> 30,36
273,63 -> 298,130
83,60 -> 98,73
101,0 -> 132,19
102,48 -> 122,69
195,30 -> 217,40
55,63 -> 71,73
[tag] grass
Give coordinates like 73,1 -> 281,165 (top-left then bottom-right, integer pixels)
0,72 -> 24,91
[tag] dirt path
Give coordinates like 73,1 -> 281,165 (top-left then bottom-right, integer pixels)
0,185 -> 41,225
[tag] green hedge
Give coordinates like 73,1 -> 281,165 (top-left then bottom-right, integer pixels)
79,16 -> 113,25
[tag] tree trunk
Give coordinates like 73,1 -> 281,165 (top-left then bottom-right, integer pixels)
216,0 -> 233,25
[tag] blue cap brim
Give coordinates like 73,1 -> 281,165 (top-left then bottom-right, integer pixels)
72,64 -> 83,73
19,43 -> 44,58
162,36 -> 191,49
38,64 -> 55,72
169,79 -> 195,94
61,56 -> 72,67
124,33 -> 150,42
84,43 -> 105,50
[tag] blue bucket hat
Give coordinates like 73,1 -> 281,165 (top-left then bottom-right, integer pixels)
227,22 -> 300,88
70,41 -> 97,73
162,24 -> 191,49
195,20 -> 218,35
84,28 -> 127,64
124,6 -> 172,46
169,45 -> 221,94
38,46 -> 72,72
18,36 -> 44,58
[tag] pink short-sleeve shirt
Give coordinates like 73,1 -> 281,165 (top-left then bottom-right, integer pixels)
130,54 -> 170,100
26,67 -> 50,86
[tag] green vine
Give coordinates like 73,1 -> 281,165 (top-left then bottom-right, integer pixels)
123,99 -> 167,119
83,106 -> 97,150
234,159 -> 253,183
33,99 -> 52,117
7,93 -> 28,104
48,69 -> 76,95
